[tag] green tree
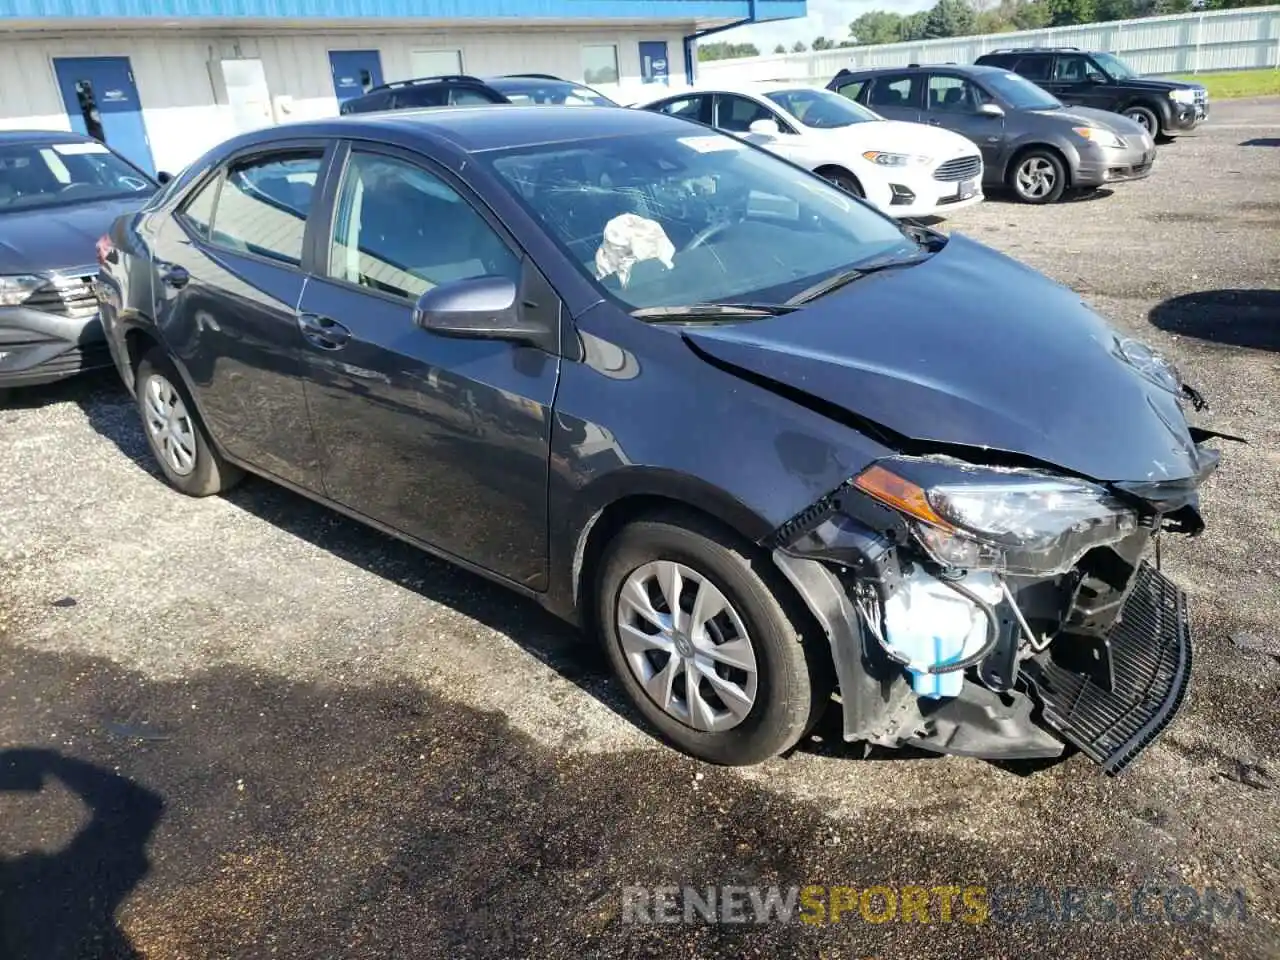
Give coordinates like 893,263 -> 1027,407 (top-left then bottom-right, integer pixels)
923,0 -> 978,38
812,36 -> 836,50
792,40 -> 809,52
1094,0 -> 1135,20
697,41 -> 761,61
849,10 -> 906,44
1008,0 -> 1054,28
900,10 -> 932,39
1046,0 -> 1096,24
774,43 -> 787,53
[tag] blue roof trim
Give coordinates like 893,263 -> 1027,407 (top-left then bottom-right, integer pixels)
0,0 -> 805,20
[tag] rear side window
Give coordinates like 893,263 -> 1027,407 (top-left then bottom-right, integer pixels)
449,86 -> 504,106
867,75 -> 918,109
342,90 -> 392,114
654,94 -> 710,123
1013,56 -> 1052,81
395,86 -> 448,108
207,151 -> 324,266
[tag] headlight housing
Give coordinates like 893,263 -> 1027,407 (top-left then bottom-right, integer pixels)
1169,88 -> 1197,104
0,275 -> 45,307
862,151 -> 932,167
852,457 -> 1139,576
1073,126 -> 1125,149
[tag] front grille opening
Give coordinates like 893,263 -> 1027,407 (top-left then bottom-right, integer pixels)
934,155 -> 982,182
24,274 -> 98,322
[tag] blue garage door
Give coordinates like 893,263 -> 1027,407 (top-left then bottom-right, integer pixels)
52,56 -> 155,174
329,50 -> 384,105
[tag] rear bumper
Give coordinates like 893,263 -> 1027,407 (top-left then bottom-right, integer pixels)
0,305 -> 109,389
1021,562 -> 1191,775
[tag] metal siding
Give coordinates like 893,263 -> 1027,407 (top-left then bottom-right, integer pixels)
0,0 -> 804,21
699,5 -> 1280,82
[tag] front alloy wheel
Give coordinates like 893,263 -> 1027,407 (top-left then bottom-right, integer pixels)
1011,151 -> 1066,204
597,511 -> 832,765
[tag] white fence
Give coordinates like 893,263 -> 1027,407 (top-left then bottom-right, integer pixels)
697,5 -> 1280,84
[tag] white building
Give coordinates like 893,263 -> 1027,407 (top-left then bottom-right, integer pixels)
0,0 -> 805,175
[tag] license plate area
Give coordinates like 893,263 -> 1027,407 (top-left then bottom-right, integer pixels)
957,179 -> 977,200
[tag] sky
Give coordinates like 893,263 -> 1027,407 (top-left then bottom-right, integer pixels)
730,0 -> 935,49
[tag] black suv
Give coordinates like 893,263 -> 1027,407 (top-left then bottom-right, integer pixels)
340,73 -> 615,115
974,48 -> 1207,139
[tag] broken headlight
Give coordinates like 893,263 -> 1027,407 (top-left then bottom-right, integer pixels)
853,457 -> 1138,576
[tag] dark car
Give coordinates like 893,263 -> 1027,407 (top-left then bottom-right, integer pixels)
975,48 -> 1207,139
0,130 -> 158,396
340,73 -> 614,115
97,105 -> 1218,774
829,64 -> 1155,204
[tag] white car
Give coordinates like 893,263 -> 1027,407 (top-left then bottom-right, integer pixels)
634,82 -> 985,219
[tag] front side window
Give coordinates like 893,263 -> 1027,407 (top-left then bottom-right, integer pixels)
582,44 -> 620,86
714,94 -> 781,133
208,152 -> 322,265
982,71 -> 1062,111
482,128 -> 917,313
328,151 -> 519,300
0,140 -> 153,212
1091,52 -> 1136,80
766,88 -> 881,128
1053,55 -> 1107,83
867,75 -> 918,109
927,75 -> 982,113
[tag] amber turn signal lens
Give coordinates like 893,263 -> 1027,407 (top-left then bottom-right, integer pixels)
853,464 -> 954,530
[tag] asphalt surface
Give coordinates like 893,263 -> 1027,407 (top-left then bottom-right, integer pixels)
2,98 -> 1279,960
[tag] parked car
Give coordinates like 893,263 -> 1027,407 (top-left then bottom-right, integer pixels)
340,73 -> 615,115
829,64 -> 1155,204
635,82 -> 985,219
974,48 -> 1207,139
0,130 -> 159,397
98,105 -> 1217,774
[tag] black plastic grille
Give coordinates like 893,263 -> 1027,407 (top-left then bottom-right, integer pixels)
23,272 -> 98,323
933,155 -> 982,182
1021,562 -> 1191,776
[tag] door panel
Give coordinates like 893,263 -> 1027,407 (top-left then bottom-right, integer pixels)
149,148 -> 327,490
298,147 -> 559,586
329,50 -> 384,105
52,56 -> 155,174
923,74 -> 1007,172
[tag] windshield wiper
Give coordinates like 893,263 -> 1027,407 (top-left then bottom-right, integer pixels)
631,302 -> 799,321
785,254 -> 931,306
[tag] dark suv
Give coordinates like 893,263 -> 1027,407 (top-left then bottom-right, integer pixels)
340,73 -> 615,115
830,64 -> 1154,204
974,48 -> 1207,139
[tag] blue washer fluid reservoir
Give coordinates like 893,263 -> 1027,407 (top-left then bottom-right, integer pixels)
880,569 -> 1003,699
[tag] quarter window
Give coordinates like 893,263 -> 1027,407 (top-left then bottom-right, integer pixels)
833,79 -> 867,102
178,173 -> 219,239
327,151 -> 519,300
208,152 -> 322,266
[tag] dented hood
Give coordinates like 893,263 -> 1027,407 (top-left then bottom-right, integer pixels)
684,234 -> 1205,484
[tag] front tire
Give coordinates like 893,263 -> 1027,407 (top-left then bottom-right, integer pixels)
1009,149 -> 1067,204
824,171 -> 865,198
1123,105 -> 1160,137
135,346 -> 242,497
596,510 -> 832,766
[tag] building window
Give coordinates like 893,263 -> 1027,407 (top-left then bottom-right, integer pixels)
410,49 -> 463,78
582,44 -> 619,86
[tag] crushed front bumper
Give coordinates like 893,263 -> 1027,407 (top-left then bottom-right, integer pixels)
1022,561 -> 1191,775
0,305 -> 110,389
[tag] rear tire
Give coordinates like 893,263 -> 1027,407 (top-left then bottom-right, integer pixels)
596,510 -> 832,766
1008,149 -> 1067,205
824,171 -> 865,198
135,346 -> 242,497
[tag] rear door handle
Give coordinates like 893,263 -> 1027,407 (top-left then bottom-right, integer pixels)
297,312 -> 351,350
158,264 -> 189,288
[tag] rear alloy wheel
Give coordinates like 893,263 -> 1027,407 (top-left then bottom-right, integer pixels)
1010,151 -> 1067,204
135,346 -> 242,497
1124,105 -> 1160,137
597,511 -> 831,765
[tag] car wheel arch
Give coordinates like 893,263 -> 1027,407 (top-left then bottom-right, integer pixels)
813,164 -> 864,195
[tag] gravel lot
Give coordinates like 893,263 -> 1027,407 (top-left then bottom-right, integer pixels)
2,98 -> 1278,960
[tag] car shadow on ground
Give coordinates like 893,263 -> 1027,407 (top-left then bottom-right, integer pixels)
1241,138 -> 1280,147
1149,289 -> 1280,352
0,749 -> 163,960
983,186 -> 1115,206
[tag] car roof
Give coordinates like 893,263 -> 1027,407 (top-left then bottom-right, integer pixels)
835,63 -> 1011,80
0,129 -> 98,146
245,104 -> 692,155
637,79 -> 824,102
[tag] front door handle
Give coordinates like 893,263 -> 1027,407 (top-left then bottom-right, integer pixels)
158,264 -> 189,288
297,312 -> 351,350
927,118 -> 942,126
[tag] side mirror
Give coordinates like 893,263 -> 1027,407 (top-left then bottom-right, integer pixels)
1088,73 -> 1108,84
977,102 -> 1005,118
412,274 -> 555,351
156,170 -> 174,185
748,117 -> 781,136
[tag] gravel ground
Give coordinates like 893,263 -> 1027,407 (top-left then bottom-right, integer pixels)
2,98 -> 1278,960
